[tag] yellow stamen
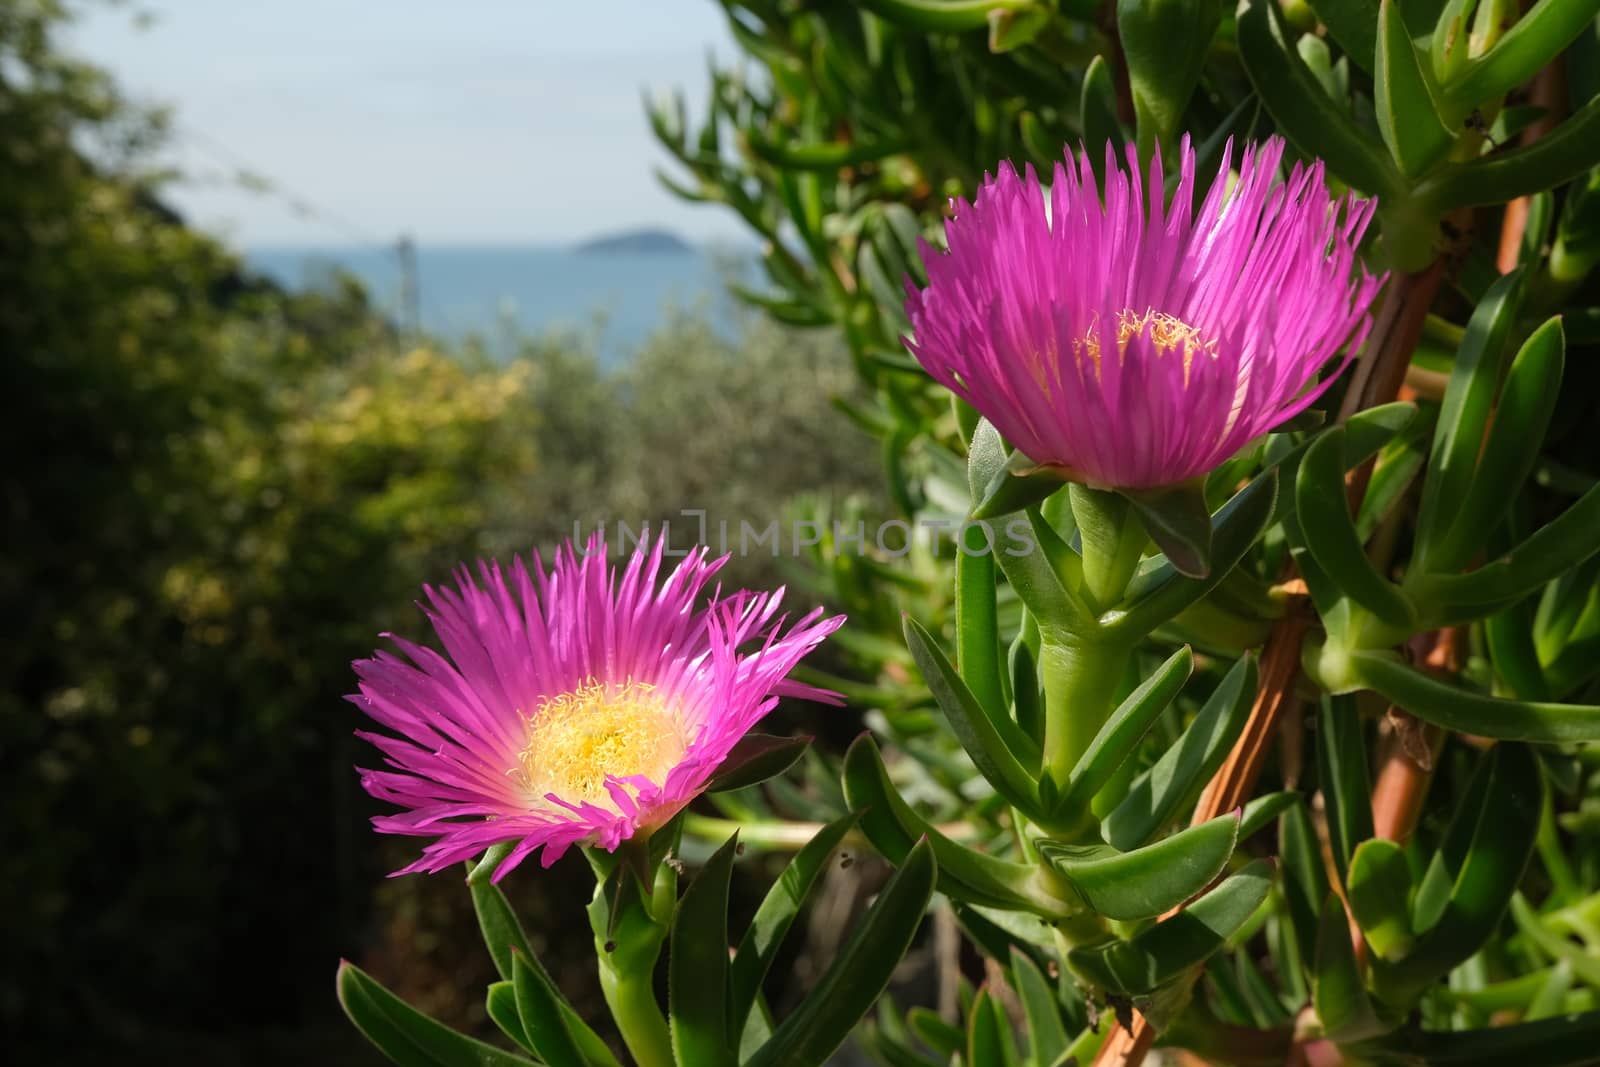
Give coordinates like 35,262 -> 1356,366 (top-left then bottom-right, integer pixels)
514,681 -> 684,804
1074,307 -> 1217,384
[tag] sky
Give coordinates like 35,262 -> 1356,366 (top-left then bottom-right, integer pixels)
66,0 -> 745,246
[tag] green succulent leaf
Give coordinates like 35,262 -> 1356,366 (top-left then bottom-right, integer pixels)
1295,427 -> 1417,631
1375,0 -> 1456,177
1415,271 -> 1526,569
729,813 -> 859,1035
1107,472 -> 1278,639
971,462 -> 1068,520
1419,93 -> 1600,210
1010,946 -> 1071,1066
956,532 -> 1008,721
904,615 -> 1044,812
1308,0 -> 1380,71
1315,694 -> 1374,884
1411,480 -> 1600,625
1346,838 -> 1415,961
1441,0 -> 1600,113
1238,0 -> 1405,198
1066,860 -> 1275,995
1313,893 -> 1390,1042
670,833 -> 740,1067
746,838 -> 937,1067
337,961 -> 537,1067
855,0 -> 1041,32
1060,645 -> 1194,818
1123,481 -> 1214,580
843,735 -> 1069,914
1432,317 -> 1565,573
514,949 -> 588,1067
1373,1011 -> 1600,1065
706,734 -> 812,793
485,982 -> 533,1054
1037,811 -> 1240,921
967,987 -> 1019,1067
1104,654 -> 1258,851
467,859 -> 535,983
1372,744 -> 1544,1002
1080,54 -> 1126,166
1117,0 -> 1223,159
1350,651 -> 1600,742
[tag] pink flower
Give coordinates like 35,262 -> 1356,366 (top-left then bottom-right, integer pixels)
350,536 -> 844,880
905,137 -> 1384,490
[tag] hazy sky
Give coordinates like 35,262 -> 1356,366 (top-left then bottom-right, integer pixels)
66,1 -> 744,246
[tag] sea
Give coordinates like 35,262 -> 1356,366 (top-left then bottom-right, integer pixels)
247,243 -> 751,365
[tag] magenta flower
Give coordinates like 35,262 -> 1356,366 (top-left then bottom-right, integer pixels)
905,137 -> 1384,490
350,537 -> 844,880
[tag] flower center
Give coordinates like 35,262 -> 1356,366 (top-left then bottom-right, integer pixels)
1075,308 -> 1217,383
516,681 -> 685,804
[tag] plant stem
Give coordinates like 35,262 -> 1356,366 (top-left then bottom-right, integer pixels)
598,957 -> 674,1067
1039,636 -> 1133,788
1071,485 -> 1147,611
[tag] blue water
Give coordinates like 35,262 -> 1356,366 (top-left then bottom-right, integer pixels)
247,243 -> 749,362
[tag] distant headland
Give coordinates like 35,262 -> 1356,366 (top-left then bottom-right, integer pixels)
573,228 -> 693,255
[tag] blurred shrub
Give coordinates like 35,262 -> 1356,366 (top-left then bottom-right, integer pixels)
1,0 -> 878,1054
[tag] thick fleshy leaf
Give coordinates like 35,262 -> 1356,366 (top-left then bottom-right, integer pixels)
1238,0 -> 1404,197
909,1007 -> 966,1060
1308,0 -> 1379,71
971,463 -> 1067,520
1010,946 -> 1071,1066
1433,317 -> 1565,572
1117,0 -> 1222,157
670,833 -> 739,1067
1510,895 -> 1600,989
1375,0 -> 1454,176
1487,596 -> 1552,702
1060,645 -> 1193,819
1347,839 -> 1415,961
1442,0 -> 1600,112
967,988 -> 1018,1067
337,961 -> 537,1067
904,616 -> 1043,813
1295,428 -> 1416,631
514,950 -> 587,1067
486,982 -> 532,1054
1239,791 -> 1299,842
1037,812 -> 1240,921
1124,482 -> 1213,580
1104,654 -> 1257,850
468,860 -> 535,982
1281,796 -> 1331,967
1376,1011 -> 1600,1065
1315,694 -> 1374,884
843,735 -> 1070,914
956,538 -> 1008,724
1372,744 -> 1543,1003
746,838 -> 937,1067
729,813 -> 860,1035
1415,271 -> 1525,568
1066,860 -> 1274,995
1107,471 -> 1277,640
1079,55 -> 1125,172
1419,93 -> 1600,210
854,0 -> 1040,32
1351,651 -> 1600,742
706,734 -> 812,793
1412,480 -> 1600,625
1313,894 -> 1390,1042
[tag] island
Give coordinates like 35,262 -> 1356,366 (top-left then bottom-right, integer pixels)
573,228 -> 693,255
